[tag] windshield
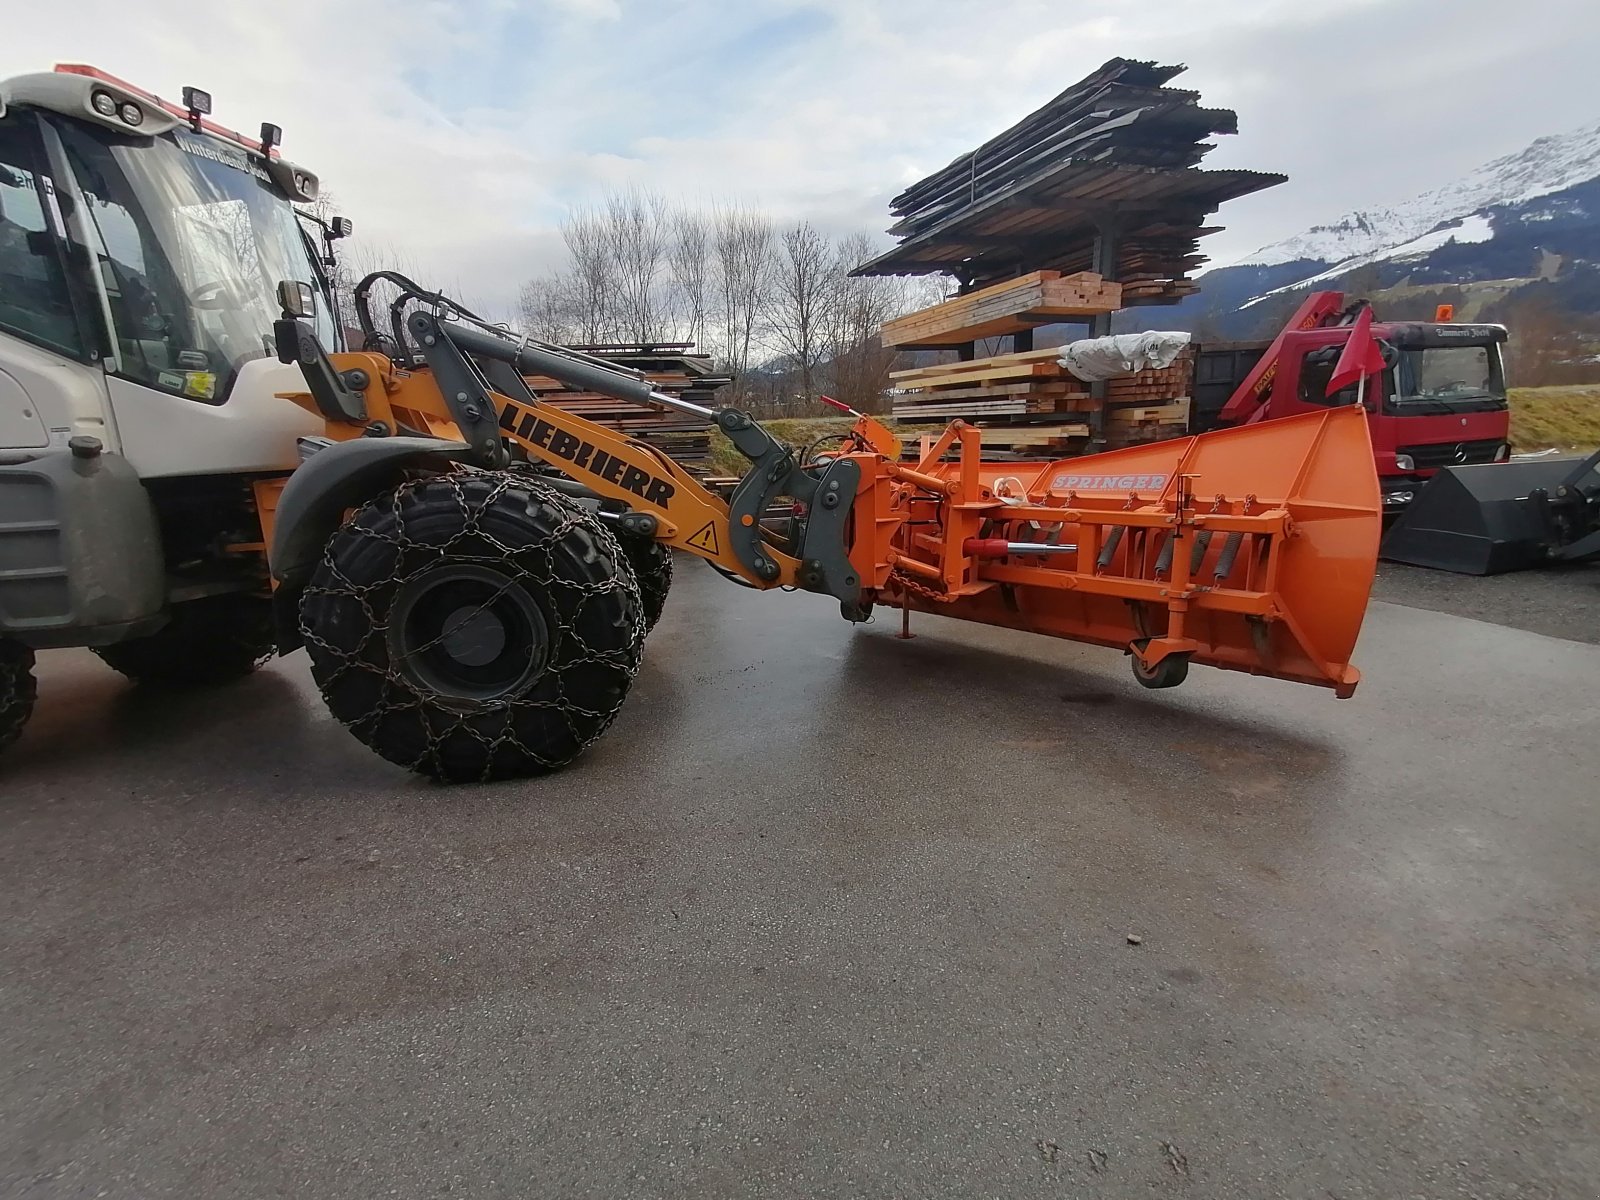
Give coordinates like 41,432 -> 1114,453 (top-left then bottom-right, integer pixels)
1394,345 -> 1502,404
52,120 -> 334,404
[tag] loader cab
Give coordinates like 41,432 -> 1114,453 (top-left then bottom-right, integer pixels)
1267,323 -> 1510,508
0,65 -> 338,475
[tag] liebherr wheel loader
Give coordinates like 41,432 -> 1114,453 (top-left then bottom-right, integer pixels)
0,65 -> 1385,781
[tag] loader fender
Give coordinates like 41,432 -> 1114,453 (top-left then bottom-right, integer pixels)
269,437 -> 472,647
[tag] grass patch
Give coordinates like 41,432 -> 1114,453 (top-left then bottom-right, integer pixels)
1509,386 -> 1600,452
707,416 -> 872,476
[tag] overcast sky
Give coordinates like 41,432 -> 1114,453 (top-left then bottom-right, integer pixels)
8,0 -> 1600,316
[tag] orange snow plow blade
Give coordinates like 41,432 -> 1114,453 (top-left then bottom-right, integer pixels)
856,405 -> 1380,695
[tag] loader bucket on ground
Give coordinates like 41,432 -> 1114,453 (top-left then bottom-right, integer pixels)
1380,461 -> 1571,575
883,406 -> 1381,695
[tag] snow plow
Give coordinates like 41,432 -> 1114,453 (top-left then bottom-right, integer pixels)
261,275 -> 1383,780
1381,449 -> 1600,574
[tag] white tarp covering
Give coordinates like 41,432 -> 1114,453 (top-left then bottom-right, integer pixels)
1057,331 -> 1192,382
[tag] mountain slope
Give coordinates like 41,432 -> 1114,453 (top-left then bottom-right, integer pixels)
1119,118 -> 1600,340
1233,118 -> 1600,270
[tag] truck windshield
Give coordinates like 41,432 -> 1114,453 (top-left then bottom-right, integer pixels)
52,120 -> 334,404
1393,345 -> 1502,405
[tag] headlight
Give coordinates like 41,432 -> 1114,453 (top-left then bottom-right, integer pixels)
1495,443 -> 1511,462
118,102 -> 144,127
1393,454 -> 1414,471
91,91 -> 118,117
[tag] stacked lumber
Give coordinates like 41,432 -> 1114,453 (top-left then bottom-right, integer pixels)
530,343 -> 726,471
891,345 -> 1197,456
889,346 -> 1096,458
881,271 -> 1121,349
1118,276 -> 1201,303
853,58 -> 1284,300
1102,350 -> 1195,448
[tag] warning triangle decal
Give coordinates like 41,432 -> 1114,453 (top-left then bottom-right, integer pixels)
686,521 -> 720,555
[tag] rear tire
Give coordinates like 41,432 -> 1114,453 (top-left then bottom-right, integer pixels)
300,474 -> 645,783
0,640 -> 37,755
621,538 -> 673,631
95,594 -> 274,685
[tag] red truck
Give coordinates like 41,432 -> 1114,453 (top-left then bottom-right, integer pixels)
1189,292 -> 1511,508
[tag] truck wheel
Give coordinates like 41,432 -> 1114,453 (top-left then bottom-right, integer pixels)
0,640 -> 37,755
621,538 -> 673,631
299,474 -> 645,783
95,595 -> 275,685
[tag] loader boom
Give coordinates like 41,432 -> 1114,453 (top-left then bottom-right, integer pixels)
276,295 -> 866,608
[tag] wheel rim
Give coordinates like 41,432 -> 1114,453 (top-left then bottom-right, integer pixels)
387,564 -> 550,703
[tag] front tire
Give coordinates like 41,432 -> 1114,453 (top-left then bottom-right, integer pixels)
300,474 -> 645,783
621,538 -> 673,631
0,640 -> 37,756
95,594 -> 274,685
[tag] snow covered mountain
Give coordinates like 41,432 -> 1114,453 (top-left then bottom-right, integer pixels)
1233,118 -> 1600,270
1117,118 -> 1600,338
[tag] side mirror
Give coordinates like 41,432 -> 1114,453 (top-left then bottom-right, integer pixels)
277,279 -> 315,319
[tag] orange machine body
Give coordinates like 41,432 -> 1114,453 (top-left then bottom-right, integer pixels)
843,404 -> 1379,695
281,352 -> 1379,696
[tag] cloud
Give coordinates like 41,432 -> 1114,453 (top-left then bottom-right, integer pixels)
7,0 -> 1598,317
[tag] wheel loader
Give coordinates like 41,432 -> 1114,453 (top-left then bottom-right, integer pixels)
0,65 -> 1386,781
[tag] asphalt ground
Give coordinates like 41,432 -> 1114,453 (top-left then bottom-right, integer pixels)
2,559 -> 1597,1198
1374,559 -> 1600,645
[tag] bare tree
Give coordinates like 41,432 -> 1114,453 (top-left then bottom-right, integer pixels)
767,221 -> 835,401
823,232 -> 908,412
604,188 -> 671,343
668,208 -> 711,350
562,206 -> 617,344
712,205 -> 774,393
518,274 -> 578,344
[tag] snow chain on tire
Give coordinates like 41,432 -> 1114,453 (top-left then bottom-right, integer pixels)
0,640 -> 37,756
299,472 -> 645,783
621,537 -> 673,631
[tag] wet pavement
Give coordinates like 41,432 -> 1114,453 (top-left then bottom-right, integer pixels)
3,558 -> 1597,1198
1374,559 -> 1600,645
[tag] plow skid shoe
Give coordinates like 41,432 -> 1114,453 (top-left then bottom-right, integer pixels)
1381,461 -> 1572,575
886,406 -> 1382,695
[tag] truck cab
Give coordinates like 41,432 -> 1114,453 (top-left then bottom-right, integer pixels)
1205,294 -> 1511,508
1269,322 -> 1509,506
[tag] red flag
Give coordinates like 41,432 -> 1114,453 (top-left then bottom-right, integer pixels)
1326,305 -> 1387,397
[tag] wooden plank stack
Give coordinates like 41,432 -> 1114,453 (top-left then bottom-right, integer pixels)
1103,349 -> 1195,448
881,271 -> 1121,349
890,346 -> 1095,458
889,344 -> 1196,457
530,343 -> 726,471
853,58 -> 1285,296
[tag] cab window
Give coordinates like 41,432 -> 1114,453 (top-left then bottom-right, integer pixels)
1296,357 -> 1358,406
0,120 -> 83,357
